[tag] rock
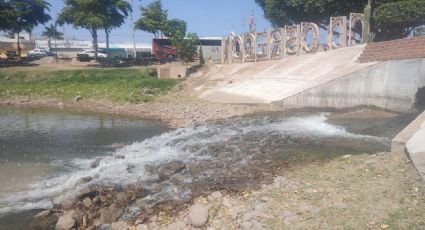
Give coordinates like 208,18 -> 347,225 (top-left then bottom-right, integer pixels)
136,224 -> 149,230
222,197 -> 233,208
100,195 -> 108,203
92,196 -> 100,205
242,213 -> 254,222
381,224 -> 389,229
61,197 -> 77,210
57,102 -> 64,107
115,192 -> 127,204
55,211 -> 77,230
251,220 -> 263,230
158,161 -> 186,180
229,207 -> 241,220
100,204 -> 122,224
188,204 -> 209,227
166,221 -> 186,230
74,95 -> 82,101
90,158 -> 102,168
273,176 -> 287,188
240,221 -> 253,230
142,87 -> 160,95
75,187 -> 97,200
210,191 -> 223,199
75,176 -> 93,187
82,197 -> 92,208
85,226 -> 96,230
260,196 -> 269,202
35,210 -> 51,219
111,221 -> 130,230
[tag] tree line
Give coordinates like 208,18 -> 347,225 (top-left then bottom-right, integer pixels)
255,0 -> 425,41
0,0 -> 199,65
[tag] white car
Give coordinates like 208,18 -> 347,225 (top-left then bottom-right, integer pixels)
81,50 -> 107,58
28,49 -> 47,58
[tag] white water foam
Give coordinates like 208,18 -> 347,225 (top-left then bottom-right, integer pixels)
0,113 -> 388,215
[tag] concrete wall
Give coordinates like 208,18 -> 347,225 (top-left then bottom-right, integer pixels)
157,66 -> 187,79
277,58 -> 425,112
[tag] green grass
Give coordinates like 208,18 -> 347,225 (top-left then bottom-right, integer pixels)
0,68 -> 182,103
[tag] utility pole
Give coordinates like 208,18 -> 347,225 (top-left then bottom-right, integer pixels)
249,11 -> 255,33
130,0 -> 137,59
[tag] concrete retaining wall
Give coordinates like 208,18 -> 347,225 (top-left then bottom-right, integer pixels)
392,111 -> 425,181
277,58 -> 425,112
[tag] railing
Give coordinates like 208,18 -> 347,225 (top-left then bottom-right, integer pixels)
222,13 -> 366,64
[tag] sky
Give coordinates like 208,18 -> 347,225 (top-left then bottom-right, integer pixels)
32,0 -> 271,44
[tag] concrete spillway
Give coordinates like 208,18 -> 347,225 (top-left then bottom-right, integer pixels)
191,45 -> 375,103
191,37 -> 425,112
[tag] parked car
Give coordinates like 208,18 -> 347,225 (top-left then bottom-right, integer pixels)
28,49 -> 47,58
79,50 -> 107,59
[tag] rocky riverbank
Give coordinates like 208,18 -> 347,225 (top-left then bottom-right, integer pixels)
32,152 -> 425,229
0,84 -> 278,128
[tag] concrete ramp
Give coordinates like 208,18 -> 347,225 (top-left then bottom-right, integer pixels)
192,45 -> 375,104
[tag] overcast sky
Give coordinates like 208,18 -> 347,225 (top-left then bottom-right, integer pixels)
31,0 -> 271,44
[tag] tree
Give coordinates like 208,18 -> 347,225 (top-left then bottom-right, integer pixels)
0,1 -> 15,31
58,0 -> 105,60
172,32 -> 200,67
6,0 -> 51,56
255,0 -> 365,29
163,18 -> 187,38
42,24 -> 63,50
100,0 -> 132,65
255,0 -> 425,41
134,0 -> 168,37
374,0 -> 425,40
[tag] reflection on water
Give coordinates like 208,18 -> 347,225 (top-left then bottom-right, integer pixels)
0,107 -> 169,198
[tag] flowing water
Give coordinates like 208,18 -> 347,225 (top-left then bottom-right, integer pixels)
0,107 -> 419,229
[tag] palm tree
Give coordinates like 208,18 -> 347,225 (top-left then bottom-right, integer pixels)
42,24 -> 63,50
102,0 -> 132,65
42,24 -> 63,62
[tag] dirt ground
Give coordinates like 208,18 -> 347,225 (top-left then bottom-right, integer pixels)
0,86 -> 277,128
150,152 -> 425,229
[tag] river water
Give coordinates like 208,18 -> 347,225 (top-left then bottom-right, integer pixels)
0,107 -> 418,229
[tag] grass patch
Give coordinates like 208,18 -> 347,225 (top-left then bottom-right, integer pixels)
0,68 -> 182,103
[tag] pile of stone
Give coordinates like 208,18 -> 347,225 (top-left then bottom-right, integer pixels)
37,184 -> 144,230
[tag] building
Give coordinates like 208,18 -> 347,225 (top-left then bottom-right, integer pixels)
35,39 -> 151,59
0,32 -> 35,56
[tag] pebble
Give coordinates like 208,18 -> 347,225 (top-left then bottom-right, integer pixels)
222,197 -> 233,208
166,221 -> 186,230
188,204 -> 209,227
211,191 -> 223,199
240,221 -> 253,230
136,224 -> 149,230
260,196 -> 269,202
111,221 -> 130,230
83,197 -> 92,208
61,197 -> 77,210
